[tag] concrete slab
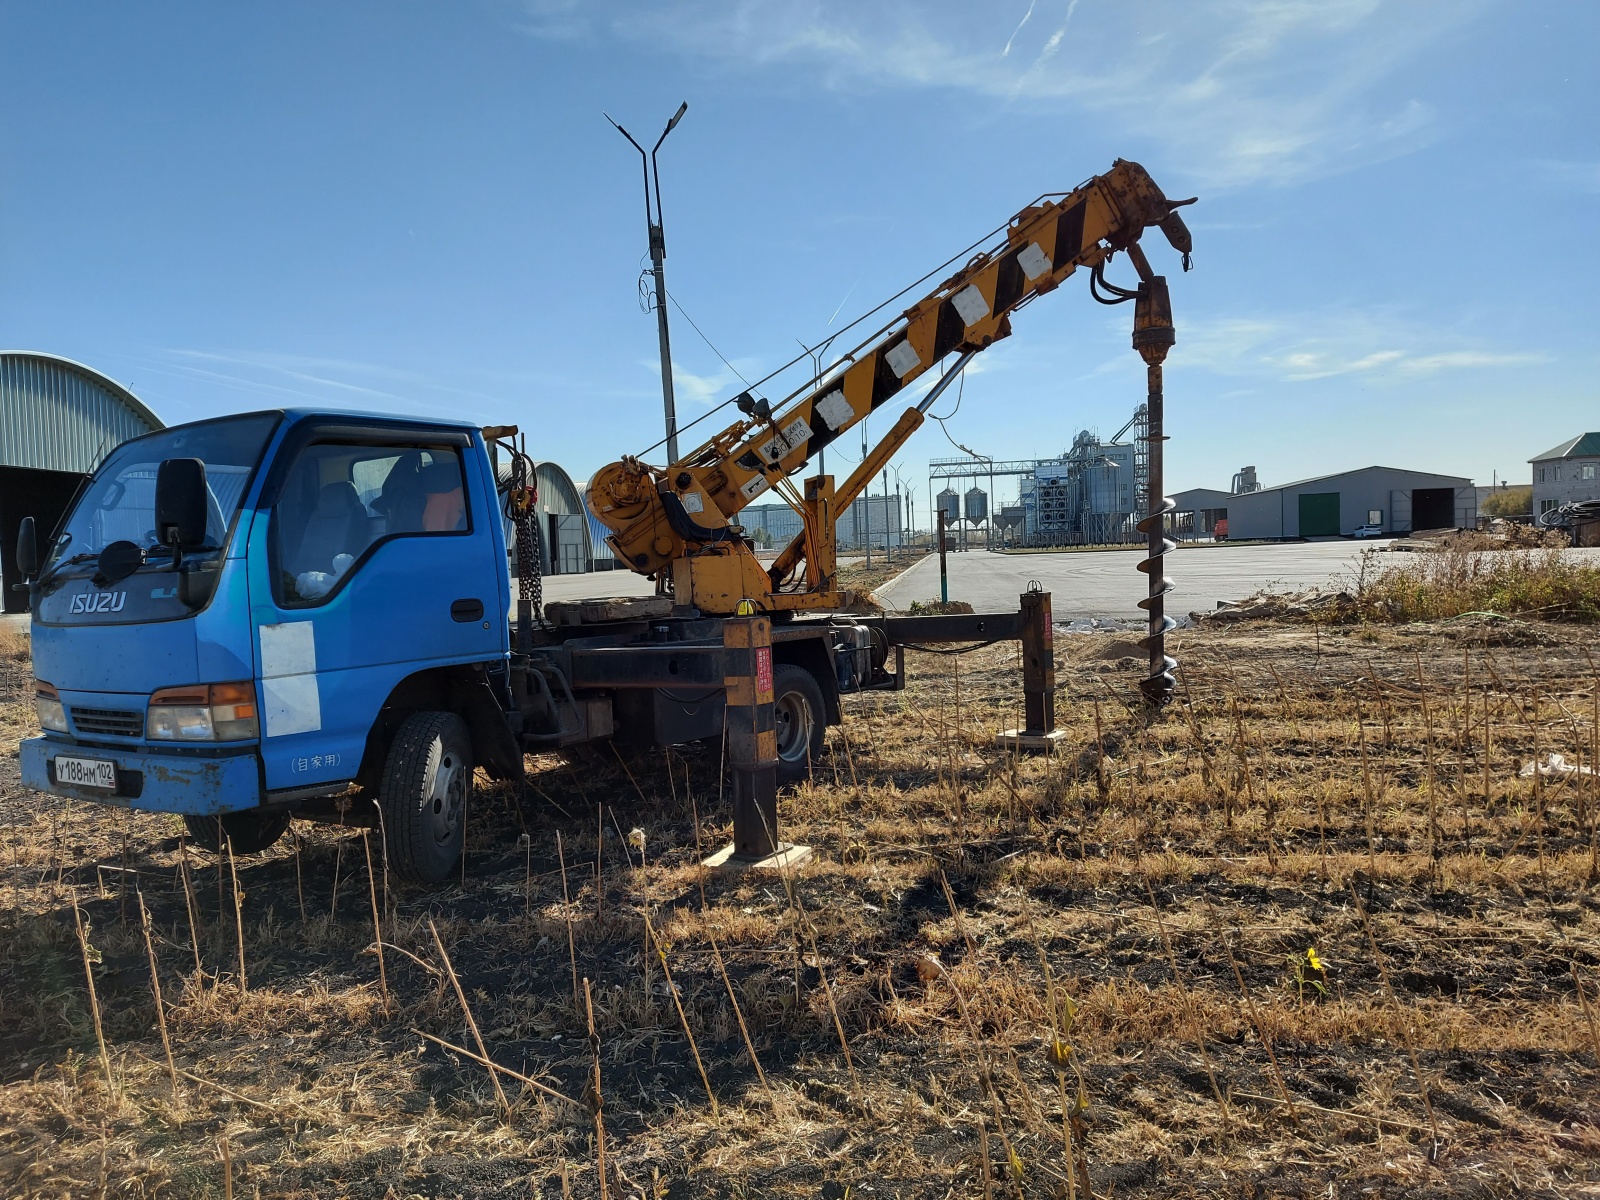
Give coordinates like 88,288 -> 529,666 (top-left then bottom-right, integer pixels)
875,540 -> 1402,620
702,842 -> 814,873
533,570 -> 657,605
996,728 -> 1071,752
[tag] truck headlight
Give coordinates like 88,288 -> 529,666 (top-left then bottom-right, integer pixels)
34,681 -> 67,733
148,681 -> 259,742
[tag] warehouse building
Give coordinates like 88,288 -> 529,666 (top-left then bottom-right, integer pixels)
1168,487 -> 1235,539
498,460 -> 591,575
1,352 -> 163,612
1530,432 -> 1600,520
1224,466 -> 1475,541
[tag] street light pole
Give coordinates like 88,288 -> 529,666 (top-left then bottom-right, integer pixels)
605,102 -> 688,463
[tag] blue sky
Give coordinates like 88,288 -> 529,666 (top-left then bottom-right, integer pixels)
2,1 -> 1595,511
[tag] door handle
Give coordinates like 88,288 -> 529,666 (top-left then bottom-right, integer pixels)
451,598 -> 485,623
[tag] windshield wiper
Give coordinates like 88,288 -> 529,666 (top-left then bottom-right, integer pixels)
38,552 -> 101,585
40,542 -> 224,588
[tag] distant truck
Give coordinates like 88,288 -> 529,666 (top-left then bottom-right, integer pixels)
1212,518 -> 1228,540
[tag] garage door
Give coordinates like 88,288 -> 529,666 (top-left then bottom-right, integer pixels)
1298,492 -> 1340,537
1412,487 -> 1454,531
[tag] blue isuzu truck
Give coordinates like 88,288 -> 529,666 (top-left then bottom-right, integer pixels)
16,409 -> 1053,882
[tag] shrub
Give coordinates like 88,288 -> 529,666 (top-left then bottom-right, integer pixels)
1348,545 -> 1600,623
1480,486 -> 1532,517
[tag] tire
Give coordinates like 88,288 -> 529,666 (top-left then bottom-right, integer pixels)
772,663 -> 827,785
183,810 -> 292,856
379,711 -> 474,885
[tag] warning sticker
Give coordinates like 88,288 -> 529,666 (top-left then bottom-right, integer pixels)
781,415 -> 812,449
756,646 -> 773,697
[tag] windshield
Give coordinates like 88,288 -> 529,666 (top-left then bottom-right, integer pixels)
44,413 -> 280,573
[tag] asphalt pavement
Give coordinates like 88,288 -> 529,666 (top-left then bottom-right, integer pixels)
541,540 -> 1397,619
874,540 -> 1398,620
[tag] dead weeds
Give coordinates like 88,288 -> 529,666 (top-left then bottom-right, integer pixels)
0,619 -> 1597,1197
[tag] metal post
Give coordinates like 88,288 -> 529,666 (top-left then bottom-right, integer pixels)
605,104 -> 688,463
705,616 -> 810,870
651,248 -> 679,464
1020,589 -> 1056,735
724,615 -> 777,857
937,509 -> 949,603
997,588 -> 1064,750
882,468 -> 890,562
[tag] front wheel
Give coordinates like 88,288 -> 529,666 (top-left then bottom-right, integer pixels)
183,810 -> 292,856
772,663 -> 827,785
380,711 -> 474,884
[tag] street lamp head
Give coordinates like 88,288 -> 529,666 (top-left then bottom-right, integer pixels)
654,101 -> 689,153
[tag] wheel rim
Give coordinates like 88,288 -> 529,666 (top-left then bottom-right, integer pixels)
428,747 -> 468,847
774,689 -> 815,765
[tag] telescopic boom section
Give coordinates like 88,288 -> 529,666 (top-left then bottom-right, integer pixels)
587,157 -> 1194,616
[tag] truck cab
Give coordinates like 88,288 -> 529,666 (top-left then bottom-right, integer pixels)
20,409 -> 511,878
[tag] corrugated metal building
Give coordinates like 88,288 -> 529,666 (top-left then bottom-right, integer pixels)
496,459 -> 592,575
1169,487 -> 1234,539
1225,466 -> 1475,541
1,352 -> 163,611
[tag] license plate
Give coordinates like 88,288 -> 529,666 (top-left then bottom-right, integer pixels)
55,755 -> 117,791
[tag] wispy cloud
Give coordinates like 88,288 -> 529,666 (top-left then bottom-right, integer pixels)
670,363 -> 739,406
150,348 -> 515,414
1000,0 -> 1036,58
555,0 -> 1486,189
1175,309 -> 1546,383
1535,159 -> 1600,195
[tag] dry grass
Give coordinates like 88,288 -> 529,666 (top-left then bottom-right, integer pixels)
0,618 -> 1598,1197
0,623 -> 30,664
1345,545 -> 1600,624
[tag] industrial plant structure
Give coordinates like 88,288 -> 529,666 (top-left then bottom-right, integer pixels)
928,404 -> 1151,548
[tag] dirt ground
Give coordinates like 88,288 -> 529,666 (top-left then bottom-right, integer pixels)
0,615 -> 1597,1198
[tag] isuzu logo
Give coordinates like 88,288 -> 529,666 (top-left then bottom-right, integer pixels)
70,591 -> 127,614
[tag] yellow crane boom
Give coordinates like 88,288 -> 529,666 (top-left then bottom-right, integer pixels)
587,157 -> 1194,616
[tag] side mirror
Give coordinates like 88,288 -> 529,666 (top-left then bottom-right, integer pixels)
15,516 -> 37,581
155,458 -> 208,548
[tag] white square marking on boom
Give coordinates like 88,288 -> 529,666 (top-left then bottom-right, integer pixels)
1017,241 -> 1052,280
814,389 -> 855,432
884,340 -> 921,379
951,284 -> 989,326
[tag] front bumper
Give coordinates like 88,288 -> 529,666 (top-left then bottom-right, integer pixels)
20,736 -> 264,816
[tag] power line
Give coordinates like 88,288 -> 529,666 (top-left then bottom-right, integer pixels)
665,289 -> 751,388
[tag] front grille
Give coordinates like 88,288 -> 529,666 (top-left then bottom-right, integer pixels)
70,706 -> 144,737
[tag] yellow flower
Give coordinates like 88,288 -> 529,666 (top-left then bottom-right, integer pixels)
1306,947 -> 1324,972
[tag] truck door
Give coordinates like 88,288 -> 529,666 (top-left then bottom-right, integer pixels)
246,424 -> 504,794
